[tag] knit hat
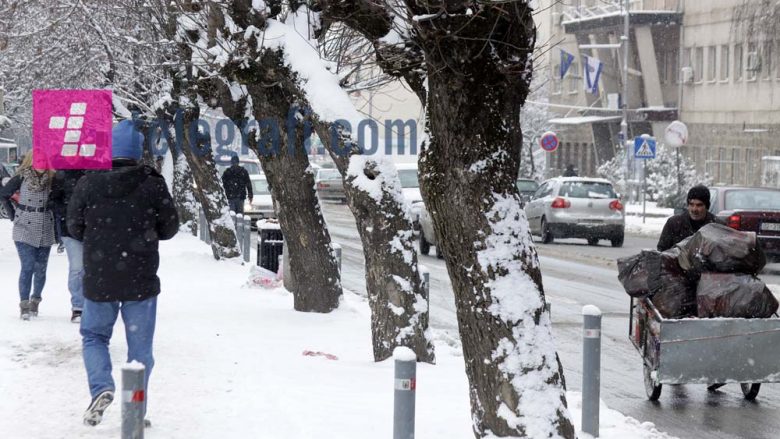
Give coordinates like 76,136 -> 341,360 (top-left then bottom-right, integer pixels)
687,184 -> 710,209
112,120 -> 144,160
230,154 -> 239,165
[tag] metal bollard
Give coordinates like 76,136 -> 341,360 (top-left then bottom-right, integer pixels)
198,208 -> 205,242
121,362 -> 146,439
418,264 -> 430,311
243,216 -> 251,263
235,214 -> 243,255
331,243 -> 342,274
393,347 -> 417,439
582,305 -> 602,437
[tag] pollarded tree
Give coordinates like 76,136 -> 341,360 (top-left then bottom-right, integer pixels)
323,1 -> 575,437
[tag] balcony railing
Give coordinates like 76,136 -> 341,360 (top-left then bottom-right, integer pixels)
561,0 -> 681,24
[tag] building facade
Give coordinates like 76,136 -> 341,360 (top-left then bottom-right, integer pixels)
536,0 -> 780,185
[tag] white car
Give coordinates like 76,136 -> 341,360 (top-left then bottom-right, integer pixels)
244,175 -> 276,223
523,177 -> 625,247
395,163 -> 423,226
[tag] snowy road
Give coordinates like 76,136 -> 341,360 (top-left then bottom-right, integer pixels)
319,201 -> 780,439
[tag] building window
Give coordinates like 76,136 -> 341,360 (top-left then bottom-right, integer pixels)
694,47 -> 704,82
747,42 -> 758,80
734,44 -> 743,81
707,46 -> 716,81
552,64 -> 562,94
669,48 -> 678,84
763,42 -> 774,79
568,62 -> 579,94
719,45 -> 730,81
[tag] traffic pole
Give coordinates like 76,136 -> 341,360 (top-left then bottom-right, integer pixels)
582,305 -> 602,437
393,347 -> 417,439
121,362 -> 146,439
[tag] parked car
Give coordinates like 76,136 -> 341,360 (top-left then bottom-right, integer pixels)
243,175 -> 276,225
396,163 -> 424,226
315,168 -> 346,202
516,178 -> 539,207
708,186 -> 780,261
417,204 -> 444,259
524,177 -> 625,247
216,158 -> 263,177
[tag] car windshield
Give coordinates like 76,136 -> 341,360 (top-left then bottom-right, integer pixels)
724,189 -> 780,211
398,169 -> 419,188
252,179 -> 271,195
317,169 -> 341,181
559,181 -> 616,199
516,180 -> 539,192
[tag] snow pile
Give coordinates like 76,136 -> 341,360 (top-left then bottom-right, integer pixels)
0,220 -> 674,438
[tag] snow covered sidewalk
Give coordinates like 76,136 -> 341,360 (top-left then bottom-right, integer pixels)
0,221 -> 675,438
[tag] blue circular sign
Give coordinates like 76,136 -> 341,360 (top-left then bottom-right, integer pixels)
540,131 -> 559,152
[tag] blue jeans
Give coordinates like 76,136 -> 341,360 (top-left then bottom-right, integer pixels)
61,237 -> 85,310
81,297 -> 157,411
14,242 -> 51,302
228,198 -> 244,214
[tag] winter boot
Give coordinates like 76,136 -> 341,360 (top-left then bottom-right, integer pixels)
71,310 -> 82,324
29,298 -> 41,317
19,300 -> 31,321
83,390 -> 114,426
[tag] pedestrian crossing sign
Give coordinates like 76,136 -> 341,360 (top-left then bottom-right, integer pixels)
634,136 -> 656,159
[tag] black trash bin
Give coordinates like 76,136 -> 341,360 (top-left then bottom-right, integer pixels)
257,222 -> 284,273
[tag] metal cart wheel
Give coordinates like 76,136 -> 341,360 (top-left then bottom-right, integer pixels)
644,364 -> 662,401
740,383 -> 761,400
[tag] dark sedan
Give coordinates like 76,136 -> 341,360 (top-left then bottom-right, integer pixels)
709,186 -> 780,260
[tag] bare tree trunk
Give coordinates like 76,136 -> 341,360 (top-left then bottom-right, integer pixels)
413,5 -> 575,438
172,151 -> 198,236
317,123 -> 435,363
324,0 -> 575,436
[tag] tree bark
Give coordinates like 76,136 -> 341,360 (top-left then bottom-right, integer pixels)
410,4 -> 575,437
317,122 -> 435,363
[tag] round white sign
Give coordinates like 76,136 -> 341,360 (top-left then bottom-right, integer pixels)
664,121 -> 688,148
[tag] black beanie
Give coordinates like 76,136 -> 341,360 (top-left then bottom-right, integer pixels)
687,185 -> 710,209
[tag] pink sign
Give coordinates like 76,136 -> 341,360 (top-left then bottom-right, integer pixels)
33,89 -> 113,170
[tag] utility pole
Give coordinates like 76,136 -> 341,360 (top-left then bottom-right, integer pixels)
621,0 -> 630,200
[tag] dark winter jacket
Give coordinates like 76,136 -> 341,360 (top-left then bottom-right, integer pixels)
67,161 -> 179,302
221,165 -> 253,201
657,212 -> 719,252
48,170 -> 86,239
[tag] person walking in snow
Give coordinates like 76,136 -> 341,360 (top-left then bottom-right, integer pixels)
221,154 -> 253,214
67,120 -> 178,427
49,169 -> 87,323
0,152 -> 56,320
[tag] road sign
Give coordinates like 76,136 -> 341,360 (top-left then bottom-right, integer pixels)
540,131 -> 559,152
664,120 -> 688,148
634,135 -> 656,159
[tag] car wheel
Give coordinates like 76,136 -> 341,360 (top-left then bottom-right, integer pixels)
541,218 -> 554,244
587,237 -> 599,246
435,245 -> 444,259
419,229 -> 431,256
611,233 -> 624,248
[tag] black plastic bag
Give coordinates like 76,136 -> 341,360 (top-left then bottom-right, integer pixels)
696,273 -> 779,318
618,249 -> 695,318
677,223 -> 766,274
617,250 -> 662,298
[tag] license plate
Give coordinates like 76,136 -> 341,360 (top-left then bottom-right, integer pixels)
761,222 -> 780,232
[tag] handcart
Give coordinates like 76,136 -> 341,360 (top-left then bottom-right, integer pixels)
629,297 -> 780,401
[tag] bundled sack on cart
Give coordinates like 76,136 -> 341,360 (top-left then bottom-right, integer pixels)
696,272 -> 779,318
676,223 -> 766,275
618,248 -> 696,318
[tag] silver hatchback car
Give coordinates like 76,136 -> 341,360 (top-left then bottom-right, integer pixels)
524,177 -> 625,247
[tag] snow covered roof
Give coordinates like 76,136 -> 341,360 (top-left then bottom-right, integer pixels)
548,115 -> 621,125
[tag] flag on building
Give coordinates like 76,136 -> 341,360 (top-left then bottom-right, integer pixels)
560,49 -> 575,79
583,55 -> 604,95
